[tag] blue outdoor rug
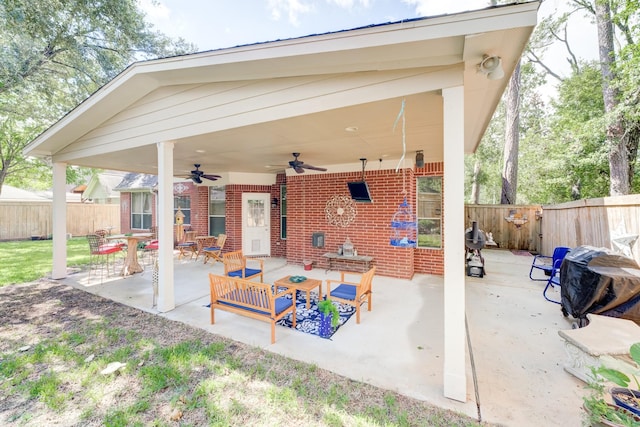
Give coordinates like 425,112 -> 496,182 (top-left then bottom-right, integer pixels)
205,291 -> 356,340
276,291 -> 356,340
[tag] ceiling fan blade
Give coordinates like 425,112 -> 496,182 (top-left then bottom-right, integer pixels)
293,165 -> 305,174
201,174 -> 221,181
300,164 -> 327,172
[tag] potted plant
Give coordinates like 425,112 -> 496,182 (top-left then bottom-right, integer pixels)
597,342 -> 640,417
583,342 -> 640,426
317,299 -> 340,338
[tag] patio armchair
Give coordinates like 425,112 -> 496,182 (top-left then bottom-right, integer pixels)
325,267 -> 375,324
223,249 -> 264,282
203,234 -> 227,264
529,246 -> 570,281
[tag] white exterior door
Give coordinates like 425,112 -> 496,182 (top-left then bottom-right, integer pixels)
242,193 -> 271,256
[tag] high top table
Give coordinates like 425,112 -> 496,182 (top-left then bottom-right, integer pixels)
106,233 -> 152,276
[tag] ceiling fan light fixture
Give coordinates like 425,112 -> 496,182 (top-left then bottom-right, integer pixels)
478,55 -> 505,80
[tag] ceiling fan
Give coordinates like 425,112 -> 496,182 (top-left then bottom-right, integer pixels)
182,164 -> 221,184
288,152 -> 327,174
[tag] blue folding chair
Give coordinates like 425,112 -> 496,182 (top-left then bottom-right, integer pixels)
543,258 -> 563,304
529,246 -> 570,281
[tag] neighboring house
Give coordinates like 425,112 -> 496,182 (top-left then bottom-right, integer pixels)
22,3 -> 540,402
113,173 -> 158,231
82,171 -> 127,204
0,185 -> 49,202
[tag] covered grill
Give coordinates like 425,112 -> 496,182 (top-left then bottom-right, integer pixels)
560,245 -> 640,325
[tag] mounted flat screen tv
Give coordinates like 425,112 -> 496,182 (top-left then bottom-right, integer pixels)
347,181 -> 373,203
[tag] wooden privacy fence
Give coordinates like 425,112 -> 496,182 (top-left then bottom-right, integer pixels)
540,195 -> 640,266
0,202 -> 120,240
465,204 -> 543,252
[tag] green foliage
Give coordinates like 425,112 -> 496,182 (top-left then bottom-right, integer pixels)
597,342 -> 640,390
0,0 -> 196,194
317,299 -> 340,327
584,342 -> 640,426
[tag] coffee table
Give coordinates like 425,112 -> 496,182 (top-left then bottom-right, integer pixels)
274,276 -> 322,309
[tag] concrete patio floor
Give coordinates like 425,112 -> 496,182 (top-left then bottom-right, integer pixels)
61,249 -> 587,426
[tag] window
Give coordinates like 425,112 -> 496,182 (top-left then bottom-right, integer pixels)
209,186 -> 226,236
174,195 -> 191,225
280,185 -> 287,239
417,177 -> 442,248
131,192 -> 152,229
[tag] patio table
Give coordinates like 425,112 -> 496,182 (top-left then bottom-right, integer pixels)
107,233 -> 152,276
274,276 -> 322,309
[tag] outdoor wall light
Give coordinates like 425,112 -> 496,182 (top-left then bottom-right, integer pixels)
415,150 -> 424,168
271,197 -> 279,209
478,55 -> 505,80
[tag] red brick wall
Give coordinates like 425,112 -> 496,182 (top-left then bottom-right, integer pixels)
120,192 -> 131,232
413,162 -> 444,275
285,168 -> 416,279
225,184 -> 272,253
271,174 -> 287,258
120,162 -> 445,277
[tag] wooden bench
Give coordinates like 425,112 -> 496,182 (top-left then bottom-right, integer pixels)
323,252 -> 374,273
208,273 -> 296,344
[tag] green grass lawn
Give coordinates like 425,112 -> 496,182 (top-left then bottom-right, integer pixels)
0,237 -> 91,287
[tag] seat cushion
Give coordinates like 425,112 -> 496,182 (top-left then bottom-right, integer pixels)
330,284 -> 357,300
227,268 -> 261,278
96,245 -> 121,254
204,246 -> 220,251
274,297 -> 294,314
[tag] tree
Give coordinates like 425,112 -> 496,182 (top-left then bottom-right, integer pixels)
573,0 -> 640,196
0,0 -> 196,195
500,61 -> 521,204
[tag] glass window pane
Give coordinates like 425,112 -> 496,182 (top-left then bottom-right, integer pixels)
210,201 -> 225,216
143,214 -> 152,229
417,177 -> 442,248
132,214 -> 141,229
247,199 -> 265,227
281,216 -> 287,239
209,186 -> 226,236
418,219 -> 441,248
209,217 -> 225,236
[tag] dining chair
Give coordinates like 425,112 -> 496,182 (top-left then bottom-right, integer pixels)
87,234 -> 123,283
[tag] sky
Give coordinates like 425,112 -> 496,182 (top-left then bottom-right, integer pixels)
138,0 -> 598,86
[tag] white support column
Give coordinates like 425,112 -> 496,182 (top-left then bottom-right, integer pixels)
157,141 -> 175,312
51,162 -> 68,279
442,86 -> 467,402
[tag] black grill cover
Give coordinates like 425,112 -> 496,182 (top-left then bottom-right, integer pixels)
560,246 -> 640,324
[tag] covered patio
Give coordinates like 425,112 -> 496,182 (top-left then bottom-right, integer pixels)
63,249 -> 586,427
25,1 -> 541,408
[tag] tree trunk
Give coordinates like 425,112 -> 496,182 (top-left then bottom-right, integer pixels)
501,61 -> 521,204
595,0 -> 629,195
470,160 -> 481,204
